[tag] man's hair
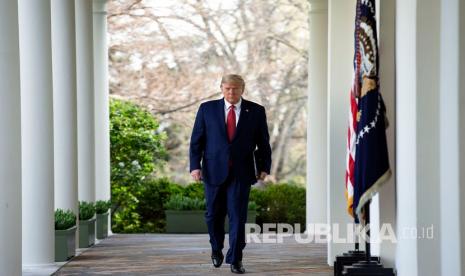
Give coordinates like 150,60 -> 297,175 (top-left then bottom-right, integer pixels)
221,74 -> 245,88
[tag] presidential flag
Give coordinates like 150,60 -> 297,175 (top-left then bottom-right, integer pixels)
349,0 -> 392,218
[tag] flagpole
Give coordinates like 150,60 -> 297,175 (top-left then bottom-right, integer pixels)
352,220 -> 362,252
364,202 -> 371,262
333,219 -> 368,275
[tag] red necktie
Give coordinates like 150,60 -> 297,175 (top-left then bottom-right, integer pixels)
227,105 -> 236,143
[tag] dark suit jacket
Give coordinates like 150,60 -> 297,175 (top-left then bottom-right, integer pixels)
189,98 -> 272,186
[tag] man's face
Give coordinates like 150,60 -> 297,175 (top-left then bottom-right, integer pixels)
221,82 -> 244,104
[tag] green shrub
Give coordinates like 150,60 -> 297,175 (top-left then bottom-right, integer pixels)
79,201 -> 96,221
183,182 -> 205,200
136,178 -> 180,232
248,201 -> 258,211
165,194 -> 206,210
249,183 -> 306,232
55,209 -> 77,230
164,179 -> 185,196
110,99 -> 167,233
96,200 -> 112,214
135,179 -> 205,232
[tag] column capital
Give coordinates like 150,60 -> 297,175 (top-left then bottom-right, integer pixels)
309,0 -> 328,14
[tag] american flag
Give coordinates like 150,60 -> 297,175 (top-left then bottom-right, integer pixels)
345,0 -> 362,218
345,90 -> 358,218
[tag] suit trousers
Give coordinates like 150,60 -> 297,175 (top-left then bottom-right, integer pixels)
204,173 -> 251,264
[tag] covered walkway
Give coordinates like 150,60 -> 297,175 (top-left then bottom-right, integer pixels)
53,234 -> 332,275
2,0 -> 465,275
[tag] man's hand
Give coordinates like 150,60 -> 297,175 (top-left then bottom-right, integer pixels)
256,171 -> 267,181
191,169 -> 202,181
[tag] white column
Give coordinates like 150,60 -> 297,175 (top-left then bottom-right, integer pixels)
0,1 -> 22,275
439,0 -> 464,275
306,0 -> 328,229
460,2 -> 465,273
395,1 -> 417,274
415,2 -> 442,272
415,0 -> 442,274
52,0 -> 79,220
93,0 -> 111,206
396,0 -> 441,275
18,0 -> 55,265
326,0 -> 356,265
377,0 -> 396,267
76,0 -> 96,203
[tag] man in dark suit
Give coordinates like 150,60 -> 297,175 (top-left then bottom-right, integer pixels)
190,74 -> 272,274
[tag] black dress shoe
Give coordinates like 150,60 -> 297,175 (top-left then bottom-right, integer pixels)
211,250 -> 224,268
230,261 -> 245,274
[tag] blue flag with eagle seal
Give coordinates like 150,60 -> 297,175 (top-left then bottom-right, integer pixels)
353,0 -> 391,217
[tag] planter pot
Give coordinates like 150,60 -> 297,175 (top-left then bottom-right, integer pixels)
225,210 -> 257,232
96,212 -> 109,239
79,217 -> 96,248
165,210 -> 207,233
165,210 -> 257,234
55,226 -> 77,262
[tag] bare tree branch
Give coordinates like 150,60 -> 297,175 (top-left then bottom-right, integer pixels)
267,35 -> 308,59
153,92 -> 222,115
107,0 -> 310,184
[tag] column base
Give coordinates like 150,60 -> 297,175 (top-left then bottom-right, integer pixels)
342,260 -> 395,276
22,263 -> 63,276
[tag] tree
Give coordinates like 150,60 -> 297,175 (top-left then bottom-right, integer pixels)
108,0 -> 309,185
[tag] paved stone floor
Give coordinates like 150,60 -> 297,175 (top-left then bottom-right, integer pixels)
53,234 -> 333,275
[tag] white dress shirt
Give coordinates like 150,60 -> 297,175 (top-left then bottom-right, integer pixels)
224,98 -> 242,126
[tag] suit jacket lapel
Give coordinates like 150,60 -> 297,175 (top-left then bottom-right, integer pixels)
233,99 -> 248,141
218,98 -> 227,138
